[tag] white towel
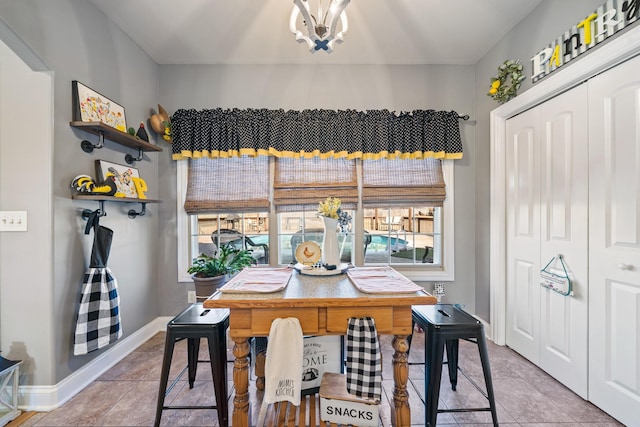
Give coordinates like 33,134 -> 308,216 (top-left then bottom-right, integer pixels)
264,317 -> 304,406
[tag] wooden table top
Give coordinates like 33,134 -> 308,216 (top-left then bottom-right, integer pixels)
202,268 -> 436,309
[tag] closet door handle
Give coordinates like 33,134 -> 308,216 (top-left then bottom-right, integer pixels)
618,263 -> 633,271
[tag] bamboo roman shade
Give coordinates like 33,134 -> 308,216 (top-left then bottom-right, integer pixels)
362,158 -> 446,207
171,108 -> 463,160
184,157 -> 270,214
274,157 -> 357,212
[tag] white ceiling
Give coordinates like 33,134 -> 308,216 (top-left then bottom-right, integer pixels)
90,0 -> 543,65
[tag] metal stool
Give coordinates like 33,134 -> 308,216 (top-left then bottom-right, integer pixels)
154,303 -> 230,427
411,304 -> 498,427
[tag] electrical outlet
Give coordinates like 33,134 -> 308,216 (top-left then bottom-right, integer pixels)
434,283 -> 446,302
187,291 -> 196,304
0,211 -> 27,232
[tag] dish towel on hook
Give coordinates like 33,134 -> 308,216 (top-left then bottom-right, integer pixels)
74,209 -> 122,356
346,317 -> 382,401
264,317 -> 304,406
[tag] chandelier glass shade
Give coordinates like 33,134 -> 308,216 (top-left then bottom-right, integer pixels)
290,0 -> 350,53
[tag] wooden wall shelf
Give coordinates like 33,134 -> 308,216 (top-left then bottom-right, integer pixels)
70,121 -> 163,152
72,194 -> 161,219
70,121 -> 162,164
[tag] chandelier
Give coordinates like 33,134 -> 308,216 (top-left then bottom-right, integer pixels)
290,0 -> 350,53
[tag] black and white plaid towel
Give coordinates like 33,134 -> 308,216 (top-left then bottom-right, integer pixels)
73,267 -> 122,355
74,213 -> 122,356
346,317 -> 382,401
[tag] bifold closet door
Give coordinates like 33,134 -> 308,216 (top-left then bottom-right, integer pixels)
538,84 -> 588,399
506,84 -> 589,398
506,107 -> 541,365
588,54 -> 640,427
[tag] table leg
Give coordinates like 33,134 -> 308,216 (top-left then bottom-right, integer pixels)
232,337 -> 250,427
392,334 -> 411,426
255,350 -> 266,390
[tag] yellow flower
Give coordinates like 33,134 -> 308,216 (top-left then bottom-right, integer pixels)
318,196 -> 342,219
489,88 -> 498,95
491,80 -> 501,89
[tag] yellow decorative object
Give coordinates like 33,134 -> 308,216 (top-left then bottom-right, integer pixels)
70,175 -> 117,196
161,120 -> 172,141
132,177 -> 148,199
318,196 -> 342,219
150,104 -> 172,143
488,59 -> 526,104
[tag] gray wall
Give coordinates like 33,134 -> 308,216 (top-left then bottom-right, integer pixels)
0,0 -> 627,393
0,0 -> 161,385
472,0 -> 605,320
0,38 -> 53,384
156,64 -> 478,312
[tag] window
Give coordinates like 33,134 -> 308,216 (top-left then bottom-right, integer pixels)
177,158 -> 454,282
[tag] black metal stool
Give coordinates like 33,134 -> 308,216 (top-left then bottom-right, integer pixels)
411,304 -> 498,427
154,303 -> 230,427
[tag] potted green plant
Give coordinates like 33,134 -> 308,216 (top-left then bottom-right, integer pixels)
188,244 -> 255,300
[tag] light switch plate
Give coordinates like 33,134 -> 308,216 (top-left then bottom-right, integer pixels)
0,211 -> 28,231
187,291 -> 196,304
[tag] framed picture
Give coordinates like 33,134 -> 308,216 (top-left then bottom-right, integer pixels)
95,160 -> 139,199
301,335 -> 344,395
72,80 -> 127,132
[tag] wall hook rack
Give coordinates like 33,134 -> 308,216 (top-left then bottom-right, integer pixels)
80,131 -> 105,153
81,201 -> 106,220
125,147 -> 143,165
128,203 -> 147,219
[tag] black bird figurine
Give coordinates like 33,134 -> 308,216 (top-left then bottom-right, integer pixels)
136,122 -> 149,142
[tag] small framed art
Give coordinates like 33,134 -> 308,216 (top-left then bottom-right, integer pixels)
95,160 -> 139,198
72,80 -> 127,132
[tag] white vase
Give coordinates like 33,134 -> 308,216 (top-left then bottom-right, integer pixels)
321,216 -> 341,267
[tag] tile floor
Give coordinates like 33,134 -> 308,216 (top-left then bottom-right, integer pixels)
16,330 -> 623,426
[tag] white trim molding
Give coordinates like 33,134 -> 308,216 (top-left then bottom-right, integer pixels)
490,25 -> 640,345
176,159 -> 192,283
18,317 -> 172,411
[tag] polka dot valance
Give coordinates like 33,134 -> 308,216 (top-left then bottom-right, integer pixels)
170,108 -> 464,161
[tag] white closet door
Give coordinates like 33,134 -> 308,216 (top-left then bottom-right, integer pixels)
588,54 -> 640,427
506,85 -> 589,395
538,84 -> 589,398
506,107 -> 541,364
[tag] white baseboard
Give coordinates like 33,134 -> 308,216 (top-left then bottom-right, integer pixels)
18,316 -> 173,411
475,316 -> 493,343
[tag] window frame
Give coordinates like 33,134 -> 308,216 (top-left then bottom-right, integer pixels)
177,159 -> 455,283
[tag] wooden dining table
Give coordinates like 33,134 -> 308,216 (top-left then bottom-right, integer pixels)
203,267 -> 436,427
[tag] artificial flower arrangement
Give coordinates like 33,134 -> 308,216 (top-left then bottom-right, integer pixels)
161,120 -> 172,141
149,104 -> 173,143
318,196 -> 352,233
488,59 -> 526,104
